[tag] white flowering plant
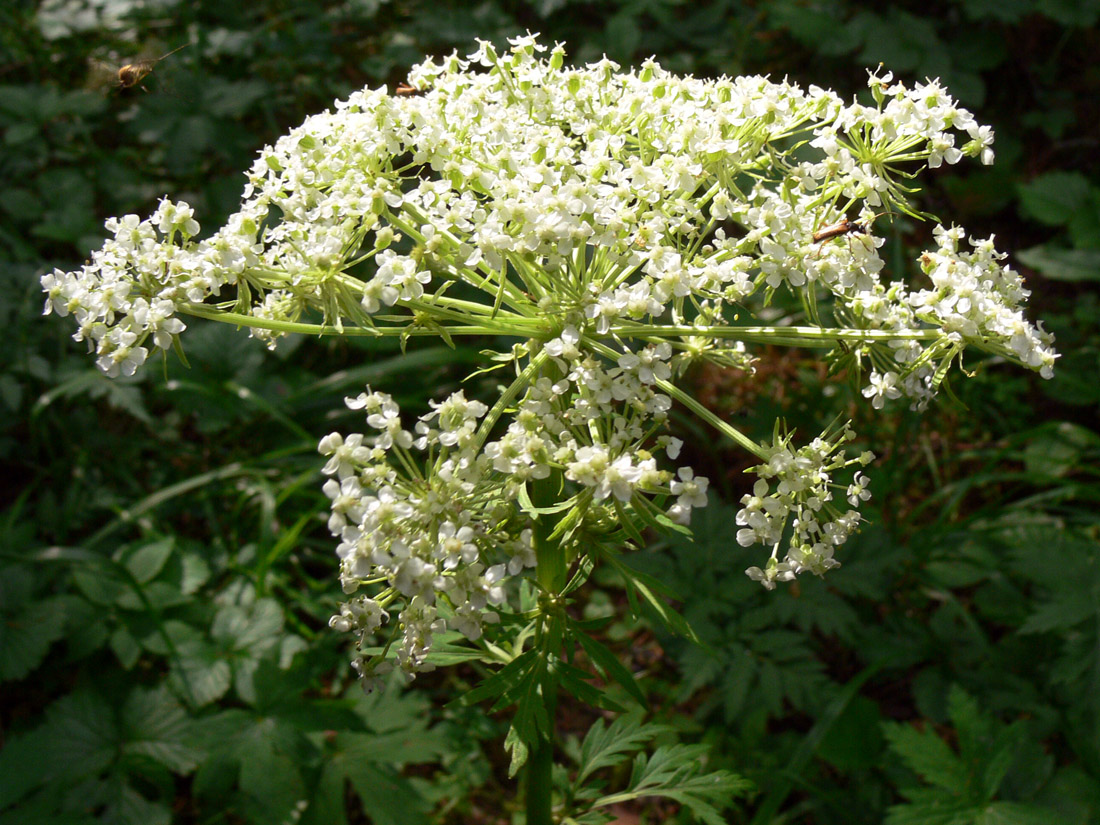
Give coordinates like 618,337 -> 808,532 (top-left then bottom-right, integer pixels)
42,34 -> 1057,822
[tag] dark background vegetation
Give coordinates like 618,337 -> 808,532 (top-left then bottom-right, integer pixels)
2,1 -> 1099,823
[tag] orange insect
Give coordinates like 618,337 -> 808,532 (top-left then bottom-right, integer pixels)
394,82 -> 426,97
812,211 -> 896,251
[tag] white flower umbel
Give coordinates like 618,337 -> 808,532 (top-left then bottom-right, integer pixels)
739,425 -> 873,588
45,36 -> 1059,677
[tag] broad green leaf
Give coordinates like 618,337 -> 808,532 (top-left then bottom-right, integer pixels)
0,727 -> 56,808
335,727 -> 446,766
121,539 -> 174,584
115,581 -> 189,612
975,801 -> 1074,825
300,761 -> 348,825
120,687 -> 202,773
38,690 -> 119,779
171,636 -> 232,707
72,564 -> 128,606
0,597 -> 65,681
212,598 -> 284,652
343,761 -> 431,825
110,626 -> 142,670
236,725 -> 306,825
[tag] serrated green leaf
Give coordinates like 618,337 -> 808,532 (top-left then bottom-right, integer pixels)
461,648 -> 538,706
0,597 -> 65,681
178,552 -> 211,595
884,790 -> 979,825
171,637 -> 232,707
120,687 -> 202,773
72,564 -> 128,606
594,743 -> 751,825
343,761 -> 432,825
575,713 -> 668,786
975,801 -> 1073,825
505,724 -> 530,776
335,726 -> 446,765
39,690 -> 119,779
115,581 -> 189,612
212,598 -> 284,652
1019,590 -> 1094,634
882,721 -> 968,794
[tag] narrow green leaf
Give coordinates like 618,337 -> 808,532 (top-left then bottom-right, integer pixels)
574,629 -> 648,707
461,648 -> 538,706
556,659 -> 622,711
604,555 -> 700,644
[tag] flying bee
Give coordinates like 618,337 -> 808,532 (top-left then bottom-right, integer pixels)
89,42 -> 189,94
394,82 -> 426,97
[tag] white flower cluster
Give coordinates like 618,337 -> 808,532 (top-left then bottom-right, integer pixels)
44,35 -> 1023,379
911,225 -> 1057,378
319,389 -> 526,690
321,339 -> 710,686
41,35 -> 1059,667
739,428 -> 874,589
849,225 -> 1058,410
41,198 -> 262,375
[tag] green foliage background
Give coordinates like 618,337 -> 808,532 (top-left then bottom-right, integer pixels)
2,1 -> 1098,823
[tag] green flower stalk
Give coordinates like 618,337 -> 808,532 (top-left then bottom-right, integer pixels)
42,32 -> 1057,817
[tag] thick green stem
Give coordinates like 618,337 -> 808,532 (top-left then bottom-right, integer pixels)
525,467 -> 567,825
525,691 -> 557,825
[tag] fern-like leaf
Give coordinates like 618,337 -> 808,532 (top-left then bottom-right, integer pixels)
574,712 -> 668,786
590,743 -> 751,825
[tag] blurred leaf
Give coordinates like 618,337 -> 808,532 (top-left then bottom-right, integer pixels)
1016,245 -> 1100,282
816,695 -> 884,771
959,0 -> 1037,22
120,686 -> 202,773
766,2 -> 860,56
110,625 -> 142,669
1017,172 -> 1092,227
121,538 -> 174,583
0,567 -> 66,681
